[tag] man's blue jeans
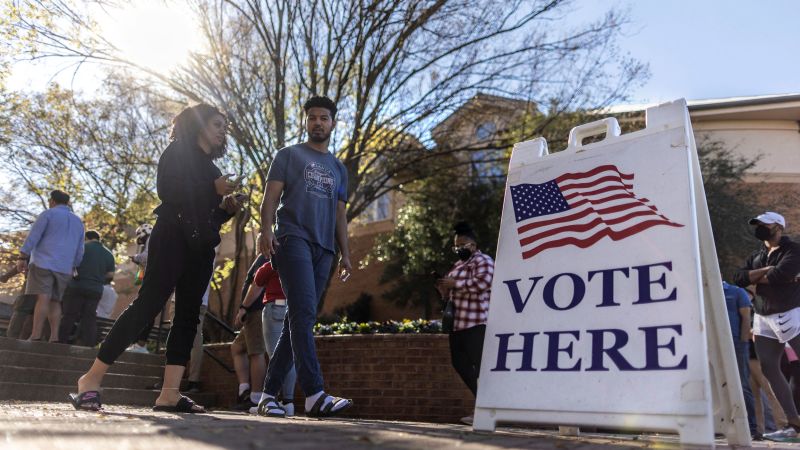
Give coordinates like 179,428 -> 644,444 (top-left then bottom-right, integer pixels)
734,340 -> 757,434
264,236 -> 334,396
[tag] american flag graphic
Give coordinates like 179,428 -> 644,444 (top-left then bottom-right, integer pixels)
509,165 -> 683,259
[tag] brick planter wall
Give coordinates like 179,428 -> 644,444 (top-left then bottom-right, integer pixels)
200,334 -> 475,423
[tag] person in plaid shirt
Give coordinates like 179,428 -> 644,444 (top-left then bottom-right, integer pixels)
436,222 -> 494,407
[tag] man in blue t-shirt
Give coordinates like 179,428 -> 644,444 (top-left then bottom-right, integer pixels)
723,280 -> 758,438
255,96 -> 353,419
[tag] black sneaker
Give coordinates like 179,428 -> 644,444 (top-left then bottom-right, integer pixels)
185,381 -> 201,394
752,432 -> 764,441
231,389 -> 255,411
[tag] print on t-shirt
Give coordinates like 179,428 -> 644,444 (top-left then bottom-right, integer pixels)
304,162 -> 336,199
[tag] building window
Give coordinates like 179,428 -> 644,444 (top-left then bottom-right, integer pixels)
472,148 -> 506,179
475,121 -> 497,141
360,192 -> 392,223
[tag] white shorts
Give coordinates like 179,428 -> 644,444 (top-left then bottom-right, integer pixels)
754,307 -> 800,343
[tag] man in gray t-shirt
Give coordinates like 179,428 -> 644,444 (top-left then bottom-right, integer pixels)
255,96 -> 354,419
268,143 -> 348,252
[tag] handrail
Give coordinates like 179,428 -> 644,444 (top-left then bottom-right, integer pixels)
201,310 -> 237,373
203,347 -> 235,373
204,310 -> 237,336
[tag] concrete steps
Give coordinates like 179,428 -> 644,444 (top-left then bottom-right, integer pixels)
0,337 -> 218,408
0,382 -> 218,407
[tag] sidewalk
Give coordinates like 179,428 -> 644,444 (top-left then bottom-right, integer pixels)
0,401 -> 796,449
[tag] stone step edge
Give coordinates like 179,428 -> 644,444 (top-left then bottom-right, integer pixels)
0,364 -> 161,385
0,382 -> 219,406
0,337 -> 165,365
0,349 -> 165,371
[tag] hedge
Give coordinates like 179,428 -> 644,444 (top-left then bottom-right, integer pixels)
313,319 -> 442,335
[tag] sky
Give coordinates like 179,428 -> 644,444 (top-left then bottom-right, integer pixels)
570,0 -> 800,103
7,1 -> 800,104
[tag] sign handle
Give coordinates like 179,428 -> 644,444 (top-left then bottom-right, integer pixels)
566,117 -> 621,152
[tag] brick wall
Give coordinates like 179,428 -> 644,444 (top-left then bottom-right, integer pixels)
323,230 -> 428,321
200,334 -> 475,423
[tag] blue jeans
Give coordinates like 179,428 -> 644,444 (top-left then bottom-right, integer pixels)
734,340 -> 757,434
264,236 -> 334,396
262,302 -> 297,400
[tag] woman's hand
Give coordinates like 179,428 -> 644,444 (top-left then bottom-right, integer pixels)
220,194 -> 241,214
436,277 -> 456,297
214,175 -> 237,196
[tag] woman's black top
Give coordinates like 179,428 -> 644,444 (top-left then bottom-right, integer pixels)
153,140 -> 233,231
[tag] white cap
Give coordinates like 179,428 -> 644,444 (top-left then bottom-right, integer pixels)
749,211 -> 786,228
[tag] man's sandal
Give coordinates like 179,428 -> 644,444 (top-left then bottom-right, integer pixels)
153,396 -> 205,413
68,391 -> 102,411
255,396 -> 286,418
305,394 -> 353,418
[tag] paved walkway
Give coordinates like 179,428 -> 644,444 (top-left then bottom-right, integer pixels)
0,401 -> 797,449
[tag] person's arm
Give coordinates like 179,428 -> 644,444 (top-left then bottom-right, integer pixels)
235,267 -> 266,327
239,255 -> 265,302
72,224 -> 85,270
739,307 -> 752,342
455,255 -> 494,293
336,200 -> 352,279
105,252 -> 116,283
259,181 -> 284,255
733,253 -> 759,287
241,283 -> 263,309
18,211 -> 49,272
765,244 -> 800,285
751,266 -> 773,284
136,239 -> 150,266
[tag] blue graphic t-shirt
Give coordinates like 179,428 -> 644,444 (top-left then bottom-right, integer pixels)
267,144 -> 348,252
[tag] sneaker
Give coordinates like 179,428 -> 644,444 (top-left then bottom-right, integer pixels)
231,389 -> 255,411
460,415 -> 474,425
751,432 -> 764,441
185,381 -> 201,394
281,401 -> 294,417
126,343 -> 149,354
764,427 -> 798,441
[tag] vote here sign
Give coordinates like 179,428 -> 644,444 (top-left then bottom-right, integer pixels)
474,103 -> 716,440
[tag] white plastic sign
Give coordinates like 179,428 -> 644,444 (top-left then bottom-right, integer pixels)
473,100 -> 749,448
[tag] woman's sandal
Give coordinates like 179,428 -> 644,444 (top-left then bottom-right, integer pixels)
305,394 -> 353,418
153,396 -> 205,414
68,391 -> 102,411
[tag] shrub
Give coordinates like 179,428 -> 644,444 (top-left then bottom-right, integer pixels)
313,319 -> 442,335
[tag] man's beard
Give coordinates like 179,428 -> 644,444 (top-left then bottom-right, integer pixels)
309,129 -> 331,143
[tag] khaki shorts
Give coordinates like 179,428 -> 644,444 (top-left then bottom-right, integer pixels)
25,265 -> 72,301
233,309 -> 266,355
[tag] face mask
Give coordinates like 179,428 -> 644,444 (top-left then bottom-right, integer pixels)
456,248 -> 473,261
754,225 -> 773,241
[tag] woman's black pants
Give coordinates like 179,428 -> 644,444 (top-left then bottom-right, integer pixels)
449,324 -> 486,396
97,218 -> 214,366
